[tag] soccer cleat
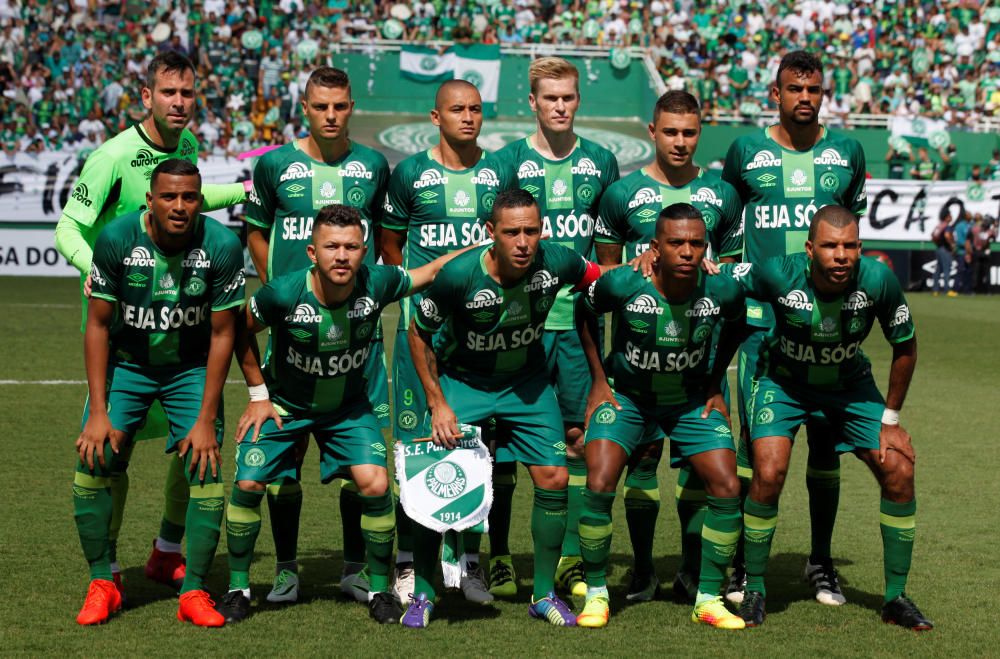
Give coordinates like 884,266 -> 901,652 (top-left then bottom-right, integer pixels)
804,558 -> 847,606
177,590 -> 225,627
739,590 -> 766,627
216,590 -> 251,623
672,571 -> 698,604
881,595 -> 934,631
392,561 -> 415,605
555,556 -> 588,598
946,291 -> 959,297
369,591 -> 404,624
625,570 -> 660,602
692,596 -> 746,630
460,562 -> 494,604
266,569 -> 300,603
488,555 -> 517,597
145,541 -> 186,591
576,594 -> 610,628
400,593 -> 434,629
112,570 -> 126,605
76,579 -> 122,625
528,592 -> 577,627
340,564 -> 370,604
725,565 -> 747,605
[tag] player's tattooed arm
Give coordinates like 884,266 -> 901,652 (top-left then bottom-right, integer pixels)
77,298 -> 118,469
575,295 -> 619,428
880,337 -> 917,465
408,318 -> 461,448
246,226 -> 270,284
595,242 -> 623,266
380,227 -> 407,266
233,304 -> 283,443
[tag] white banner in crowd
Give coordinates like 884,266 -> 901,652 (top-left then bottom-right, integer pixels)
2,151 -> 997,275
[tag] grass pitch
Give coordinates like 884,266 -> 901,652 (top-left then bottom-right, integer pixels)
1,276 -> 997,657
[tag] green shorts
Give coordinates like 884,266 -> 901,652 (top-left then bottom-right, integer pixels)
634,374 -> 731,450
585,391 -> 735,468
235,400 -> 387,484
80,360 -> 223,453
543,329 -> 596,425
749,374 -> 883,453
416,372 -> 566,467
392,330 -> 425,440
366,339 -> 391,429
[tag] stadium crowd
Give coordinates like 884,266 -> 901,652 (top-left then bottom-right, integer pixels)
2,0 -> 1000,175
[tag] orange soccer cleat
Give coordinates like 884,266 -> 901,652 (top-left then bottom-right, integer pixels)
177,590 -> 225,627
76,579 -> 123,625
145,541 -> 186,590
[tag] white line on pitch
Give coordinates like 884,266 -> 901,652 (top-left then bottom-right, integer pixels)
2,303 -> 76,309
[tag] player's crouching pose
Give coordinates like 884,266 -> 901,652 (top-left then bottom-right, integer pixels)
72,159 -> 245,627
722,206 -> 932,631
402,189 -> 607,629
575,203 -> 746,630
216,204 -> 472,625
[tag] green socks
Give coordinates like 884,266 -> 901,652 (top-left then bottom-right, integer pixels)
226,487 -> 264,592
805,450 -> 840,563
73,470 -> 115,581
698,496 -> 742,598
488,461 -> 517,557
531,487 -> 567,599
159,455 -> 188,544
562,456 -> 587,557
180,467 -> 224,594
579,488 -> 615,589
624,458 -> 659,578
339,480 -> 366,564
675,465 -> 707,577
412,523 -> 443,601
880,498 -> 916,602
360,492 -> 396,593
108,462 -> 129,565
393,480 -> 413,557
743,498 -> 778,595
266,479 -> 302,565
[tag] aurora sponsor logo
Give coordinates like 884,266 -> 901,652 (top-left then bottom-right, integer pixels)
730,263 -> 752,279
625,293 -> 663,315
338,160 -> 374,179
571,157 -> 601,176
182,248 -> 210,269
471,167 -> 500,186
123,246 -> 156,267
466,289 -> 502,309
279,162 -> 314,182
524,269 -> 558,292
130,148 -> 159,168
89,264 -> 106,286
413,168 -> 448,189
813,148 -> 848,167
889,304 -> 911,328
690,187 -> 723,207
180,138 -> 196,157
685,297 -> 720,317
223,270 -> 245,293
420,297 -> 443,322
517,160 -> 545,179
745,150 -> 781,170
348,296 -> 378,319
285,303 -> 322,323
777,289 -> 813,311
842,291 -> 875,311
627,187 -> 661,209
72,183 -> 92,207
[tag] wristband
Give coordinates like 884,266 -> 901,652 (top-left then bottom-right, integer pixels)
881,408 -> 900,425
248,383 -> 269,401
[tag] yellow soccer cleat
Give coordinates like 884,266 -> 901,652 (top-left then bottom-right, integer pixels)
692,596 -> 746,630
577,593 -> 609,629
555,556 -> 588,598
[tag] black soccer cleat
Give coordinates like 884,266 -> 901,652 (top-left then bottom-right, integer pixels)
881,595 -> 934,631
369,591 -> 404,624
739,590 -> 766,627
215,590 -> 251,623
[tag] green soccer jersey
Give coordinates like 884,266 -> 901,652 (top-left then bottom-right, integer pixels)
62,124 -> 201,251
414,243 -> 593,389
594,167 -> 743,261
382,149 -> 516,324
250,265 -> 412,415
89,211 -> 246,367
721,126 -> 868,326
727,254 -> 915,390
494,136 -> 620,330
246,140 -> 389,278
582,267 -> 744,407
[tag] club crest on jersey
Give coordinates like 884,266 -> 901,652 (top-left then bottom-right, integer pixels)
471,168 -> 500,186
628,187 -> 661,209
517,161 -> 545,179
182,249 -> 211,269
690,187 -> 723,207
745,150 -> 781,170
279,162 -> 314,182
778,290 -> 813,311
348,296 -> 378,319
814,148 -> 848,167
466,289 -> 502,309
686,297 -> 720,317
889,304 -> 910,327
626,293 -> 663,315
414,168 -> 448,188
571,158 -> 601,176
286,303 -> 322,323
842,291 -> 875,310
123,246 -> 155,267
525,270 -> 558,293
339,160 -> 374,179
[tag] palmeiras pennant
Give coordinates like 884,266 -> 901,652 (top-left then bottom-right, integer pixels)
395,424 -> 493,533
